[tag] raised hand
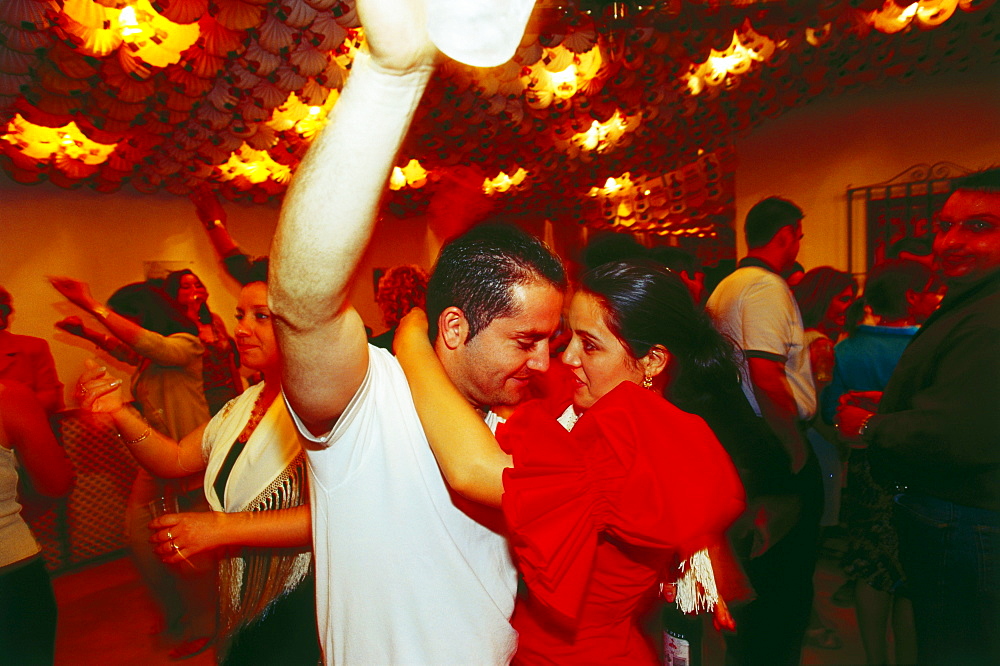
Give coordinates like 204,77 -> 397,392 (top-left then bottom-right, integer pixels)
356,0 -> 438,74
55,315 -> 86,337
48,276 -> 97,311
76,358 -> 125,413
189,185 -> 226,229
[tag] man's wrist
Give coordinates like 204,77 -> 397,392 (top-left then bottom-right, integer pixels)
858,413 -> 875,441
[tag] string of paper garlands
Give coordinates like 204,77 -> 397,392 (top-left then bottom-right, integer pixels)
1,0 -> 997,235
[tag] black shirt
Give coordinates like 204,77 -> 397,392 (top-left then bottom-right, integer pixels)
868,270 -> 1000,511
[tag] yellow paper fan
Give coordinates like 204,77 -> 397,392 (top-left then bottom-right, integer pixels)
281,0 -> 318,29
58,11 -> 122,58
0,71 -> 31,97
236,100 -> 269,122
0,22 -> 53,52
0,0 -> 58,32
297,77 -> 329,106
37,62 -> 89,96
274,66 -> 307,92
189,47 -> 224,78
62,0 -> 114,29
54,153 -> 101,178
310,12 -> 348,51
251,80 -> 290,109
117,48 -> 153,79
246,123 -> 277,149
243,40 -> 283,76
290,42 -> 327,77
213,0 -> 266,31
257,11 -> 297,54
152,0 -> 208,25
0,44 -> 36,76
198,15 -> 245,56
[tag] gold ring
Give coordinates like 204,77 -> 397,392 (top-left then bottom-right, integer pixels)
171,542 -> 181,553
166,531 -> 174,540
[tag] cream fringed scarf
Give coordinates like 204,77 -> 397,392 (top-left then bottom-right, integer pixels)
202,383 -> 311,653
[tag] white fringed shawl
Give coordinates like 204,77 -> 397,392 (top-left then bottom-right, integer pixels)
202,383 -> 311,650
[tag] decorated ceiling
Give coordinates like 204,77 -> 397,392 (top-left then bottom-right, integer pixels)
1,0 -> 998,239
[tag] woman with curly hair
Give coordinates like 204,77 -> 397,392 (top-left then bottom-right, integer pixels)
369,264 -> 429,352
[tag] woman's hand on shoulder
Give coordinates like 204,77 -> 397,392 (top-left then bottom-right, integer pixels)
394,307 -> 430,356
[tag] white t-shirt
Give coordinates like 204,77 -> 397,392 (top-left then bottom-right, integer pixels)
288,345 -> 517,665
707,265 -> 816,420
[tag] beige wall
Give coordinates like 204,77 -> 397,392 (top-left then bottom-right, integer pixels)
734,65 -> 1000,274
3,64 -> 997,407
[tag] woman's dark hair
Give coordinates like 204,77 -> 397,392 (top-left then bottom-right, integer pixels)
162,269 -> 211,325
792,266 -> 856,329
583,260 -> 792,495
581,260 -> 741,416
107,282 -> 198,337
243,258 -> 269,285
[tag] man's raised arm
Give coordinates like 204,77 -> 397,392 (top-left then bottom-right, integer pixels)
268,0 -> 438,435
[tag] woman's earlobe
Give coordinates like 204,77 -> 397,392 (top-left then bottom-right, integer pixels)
644,345 -> 670,378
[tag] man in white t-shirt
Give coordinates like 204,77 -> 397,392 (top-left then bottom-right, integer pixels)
706,196 -> 822,666
267,2 -> 562,663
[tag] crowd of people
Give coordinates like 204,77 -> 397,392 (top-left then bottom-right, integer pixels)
1,2 -> 997,666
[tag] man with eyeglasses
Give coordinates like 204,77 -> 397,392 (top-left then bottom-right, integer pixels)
838,167 -> 1000,665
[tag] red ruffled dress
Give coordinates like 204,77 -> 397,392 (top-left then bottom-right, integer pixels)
498,381 -> 746,664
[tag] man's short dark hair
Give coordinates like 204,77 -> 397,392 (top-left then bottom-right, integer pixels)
745,196 -> 803,249
864,259 -> 935,321
582,232 -> 647,271
648,246 -> 701,277
952,166 -> 1000,193
426,223 -> 567,342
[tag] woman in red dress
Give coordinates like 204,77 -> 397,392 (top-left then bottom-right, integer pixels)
396,260 -> 747,664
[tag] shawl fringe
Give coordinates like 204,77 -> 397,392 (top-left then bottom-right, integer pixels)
217,453 -> 311,657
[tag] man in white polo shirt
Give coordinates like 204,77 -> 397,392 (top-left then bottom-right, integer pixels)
267,1 -> 561,663
706,196 -> 822,666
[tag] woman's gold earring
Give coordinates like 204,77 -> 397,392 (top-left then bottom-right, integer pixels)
642,374 -> 653,390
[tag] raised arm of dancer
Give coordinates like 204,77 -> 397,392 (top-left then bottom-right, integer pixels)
78,360 -> 206,477
268,0 -> 439,436
49,276 -> 152,349
55,316 -> 142,365
395,310 -> 509,506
